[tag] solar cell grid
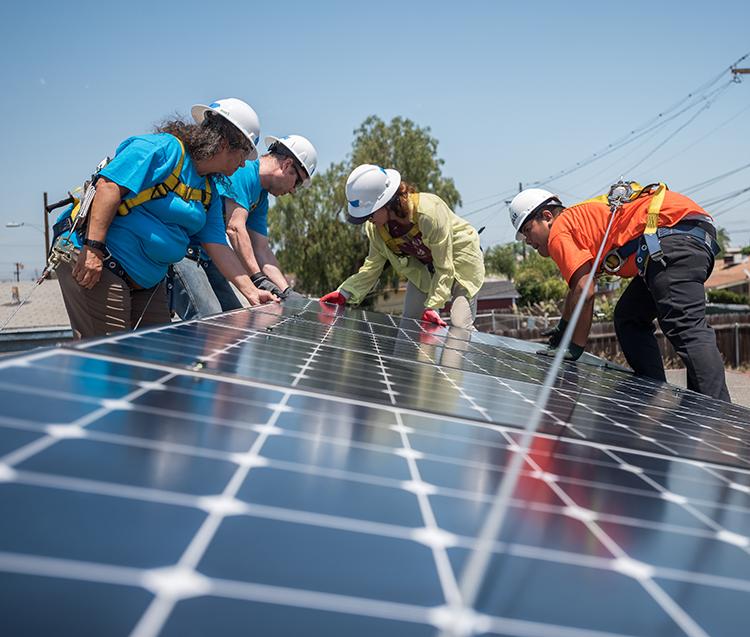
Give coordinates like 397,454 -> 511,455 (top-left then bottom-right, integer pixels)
0,302 -> 749,636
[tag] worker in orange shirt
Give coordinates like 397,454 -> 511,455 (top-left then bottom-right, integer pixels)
509,183 -> 730,402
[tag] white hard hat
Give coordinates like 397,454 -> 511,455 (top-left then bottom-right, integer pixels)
191,98 -> 261,160
345,164 -> 401,224
509,188 -> 562,240
265,135 -> 318,188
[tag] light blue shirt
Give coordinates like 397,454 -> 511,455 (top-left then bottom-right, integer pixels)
218,160 -> 270,236
97,134 -> 226,287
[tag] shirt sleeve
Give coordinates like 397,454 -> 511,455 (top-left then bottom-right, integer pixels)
339,234 -> 388,305
193,179 -> 229,245
246,193 -> 269,236
420,205 -> 455,310
99,136 -> 180,196
548,229 -> 593,284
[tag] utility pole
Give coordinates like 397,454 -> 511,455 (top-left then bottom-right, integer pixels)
14,263 -> 24,283
505,182 -> 526,258
42,192 -> 50,261
518,182 -> 526,259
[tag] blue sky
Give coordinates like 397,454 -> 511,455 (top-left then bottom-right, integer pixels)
1,0 -> 748,279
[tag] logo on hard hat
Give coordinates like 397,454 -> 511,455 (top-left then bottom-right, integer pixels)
349,200 -> 360,208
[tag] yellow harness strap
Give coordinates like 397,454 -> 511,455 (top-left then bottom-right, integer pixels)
643,183 -> 667,237
377,194 -> 422,255
116,137 -> 212,216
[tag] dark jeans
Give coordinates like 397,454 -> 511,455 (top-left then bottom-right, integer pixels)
171,258 -> 242,320
204,260 -> 243,312
614,233 -> 730,402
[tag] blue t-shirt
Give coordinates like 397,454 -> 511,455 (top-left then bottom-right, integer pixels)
96,134 -> 226,287
218,160 -> 270,236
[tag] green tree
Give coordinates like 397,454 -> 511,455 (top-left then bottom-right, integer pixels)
351,116 -> 461,208
269,115 -> 460,300
269,162 -> 369,295
514,252 -> 567,306
707,288 -> 749,305
484,243 -> 517,280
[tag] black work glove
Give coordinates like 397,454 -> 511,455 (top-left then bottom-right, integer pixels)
537,342 -> 585,361
542,318 -> 568,349
250,272 -> 283,298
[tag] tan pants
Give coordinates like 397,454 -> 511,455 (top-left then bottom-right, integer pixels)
402,280 -> 477,329
58,261 -> 170,339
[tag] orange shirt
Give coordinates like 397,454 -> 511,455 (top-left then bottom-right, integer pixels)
548,191 -> 712,282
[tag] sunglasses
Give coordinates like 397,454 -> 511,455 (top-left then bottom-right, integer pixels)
290,160 -> 306,189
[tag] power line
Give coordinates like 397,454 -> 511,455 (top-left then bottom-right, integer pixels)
641,102 -> 750,177
581,80 -> 735,196
683,162 -> 750,196
703,185 -> 750,212
612,82 -> 734,181
529,52 -> 750,186
712,192 -> 750,218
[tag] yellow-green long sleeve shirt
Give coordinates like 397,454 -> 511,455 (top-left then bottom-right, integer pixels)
339,193 -> 485,309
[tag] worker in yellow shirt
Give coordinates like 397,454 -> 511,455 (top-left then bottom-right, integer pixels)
320,164 -> 485,329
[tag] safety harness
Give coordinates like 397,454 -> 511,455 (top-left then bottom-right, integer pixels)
575,182 -> 720,276
117,137 -> 212,216
376,198 -> 436,274
53,136 -> 211,238
51,135 -> 213,291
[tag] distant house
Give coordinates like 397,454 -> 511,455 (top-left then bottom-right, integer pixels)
0,278 -> 72,352
375,278 -> 520,316
475,279 -> 520,312
705,248 -> 750,298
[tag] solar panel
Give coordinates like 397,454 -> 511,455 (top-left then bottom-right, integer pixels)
1,299 -> 749,636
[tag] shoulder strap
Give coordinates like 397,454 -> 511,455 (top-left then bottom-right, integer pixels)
377,222 -> 423,254
377,192 -> 424,254
117,136 -> 212,216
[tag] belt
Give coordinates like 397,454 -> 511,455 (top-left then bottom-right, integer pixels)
185,245 -> 210,268
603,219 -> 720,275
103,255 -> 142,289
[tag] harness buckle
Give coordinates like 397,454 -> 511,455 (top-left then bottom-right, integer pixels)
602,249 -> 625,274
607,179 -> 635,212
644,232 -> 665,265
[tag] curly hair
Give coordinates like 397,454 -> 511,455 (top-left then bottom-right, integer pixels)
385,180 -> 418,220
155,111 -> 252,161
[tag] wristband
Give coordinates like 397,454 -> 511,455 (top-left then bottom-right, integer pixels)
84,239 -> 107,254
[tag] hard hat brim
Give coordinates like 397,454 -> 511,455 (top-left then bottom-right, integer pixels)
513,195 -> 561,240
346,168 -> 401,222
264,135 -> 312,188
346,212 -> 370,225
191,103 -> 259,161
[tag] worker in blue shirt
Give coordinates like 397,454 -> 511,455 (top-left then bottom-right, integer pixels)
56,98 -> 275,338
171,134 -> 318,318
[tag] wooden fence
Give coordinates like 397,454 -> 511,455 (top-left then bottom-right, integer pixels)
483,313 -> 750,369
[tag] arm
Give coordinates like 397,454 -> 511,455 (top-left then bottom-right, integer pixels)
421,209 -> 455,310
565,261 -> 595,347
338,238 -> 388,305
72,178 -> 128,289
251,230 -> 288,291
201,242 -> 275,306
225,198 -> 261,275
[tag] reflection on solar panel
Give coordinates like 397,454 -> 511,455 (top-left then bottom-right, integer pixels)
1,297 -> 749,637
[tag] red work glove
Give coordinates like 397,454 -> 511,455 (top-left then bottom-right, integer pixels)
319,291 -> 347,306
421,308 -> 447,327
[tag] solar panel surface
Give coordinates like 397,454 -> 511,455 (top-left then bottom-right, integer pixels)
0,298 -> 749,637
